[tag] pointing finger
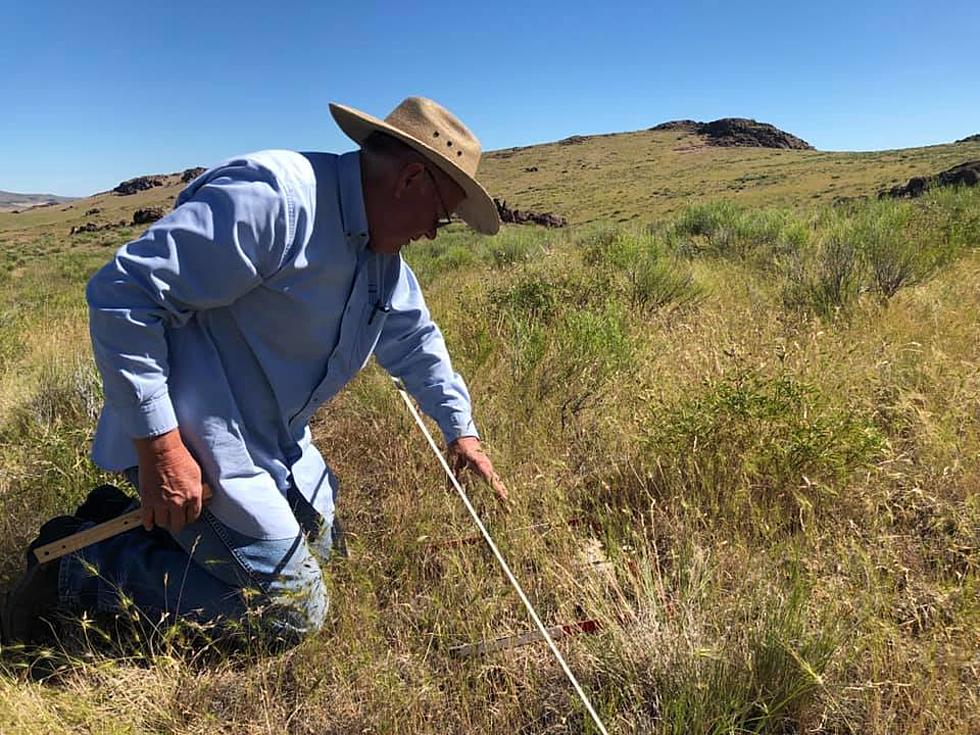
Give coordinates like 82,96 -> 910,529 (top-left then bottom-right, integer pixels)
492,476 -> 510,506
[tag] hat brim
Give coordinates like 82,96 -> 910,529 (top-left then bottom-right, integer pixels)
329,102 -> 500,235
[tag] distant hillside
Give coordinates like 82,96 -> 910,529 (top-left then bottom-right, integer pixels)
2,122 -> 979,235
0,190 -> 77,213
479,123 -> 980,224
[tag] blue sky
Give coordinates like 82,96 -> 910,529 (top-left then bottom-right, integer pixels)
1,0 -> 977,196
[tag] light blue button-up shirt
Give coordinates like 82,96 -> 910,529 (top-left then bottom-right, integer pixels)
86,149 -> 478,539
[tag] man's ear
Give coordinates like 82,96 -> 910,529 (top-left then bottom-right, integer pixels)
393,161 -> 426,200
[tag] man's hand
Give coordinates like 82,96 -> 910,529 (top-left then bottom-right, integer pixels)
133,428 -> 204,535
447,436 -> 509,507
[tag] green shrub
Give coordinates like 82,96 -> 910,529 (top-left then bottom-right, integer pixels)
576,228 -> 702,312
581,228 -> 651,269
780,225 -> 862,319
489,271 -> 563,323
641,370 -> 885,524
558,304 -> 633,382
854,197 -> 970,301
628,252 -> 701,311
488,227 -> 550,267
670,202 -> 812,265
674,200 -> 742,239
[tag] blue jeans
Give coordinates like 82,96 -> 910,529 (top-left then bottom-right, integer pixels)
57,469 -> 333,646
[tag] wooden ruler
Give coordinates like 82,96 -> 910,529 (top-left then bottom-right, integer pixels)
32,484 -> 212,565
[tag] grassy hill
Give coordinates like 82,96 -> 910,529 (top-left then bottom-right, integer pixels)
2,127 -> 978,241
0,127 -> 977,733
480,128 -> 980,223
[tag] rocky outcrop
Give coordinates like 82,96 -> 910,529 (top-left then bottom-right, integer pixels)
880,160 -> 980,199
650,117 -> 813,150
132,207 -> 166,225
649,120 -> 700,132
700,118 -> 812,149
956,134 -> 980,143
70,220 -> 127,235
69,205 -> 167,233
181,166 -> 207,183
494,199 -> 566,228
112,167 -> 205,195
113,175 -> 165,195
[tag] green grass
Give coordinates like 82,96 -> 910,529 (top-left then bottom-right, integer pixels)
0,142 -> 977,733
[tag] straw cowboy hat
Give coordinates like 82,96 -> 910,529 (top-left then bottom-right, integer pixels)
329,96 -> 500,235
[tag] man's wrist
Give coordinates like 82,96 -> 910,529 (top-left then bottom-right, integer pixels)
133,427 -> 183,462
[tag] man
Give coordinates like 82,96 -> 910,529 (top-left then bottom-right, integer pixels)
3,97 -> 508,647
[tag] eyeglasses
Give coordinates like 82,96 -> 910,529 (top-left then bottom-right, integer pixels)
424,167 -> 454,231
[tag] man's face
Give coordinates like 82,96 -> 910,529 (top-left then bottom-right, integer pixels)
368,161 -> 466,255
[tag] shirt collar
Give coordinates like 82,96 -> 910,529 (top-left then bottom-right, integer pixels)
338,150 -> 370,251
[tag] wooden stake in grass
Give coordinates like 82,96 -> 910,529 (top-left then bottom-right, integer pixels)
32,485 -> 213,564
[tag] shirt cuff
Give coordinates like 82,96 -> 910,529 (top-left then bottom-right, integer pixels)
117,390 -> 179,440
438,412 -> 480,445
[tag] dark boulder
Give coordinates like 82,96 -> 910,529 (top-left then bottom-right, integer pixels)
936,161 -> 980,187
879,160 -> 980,198
132,207 -> 166,225
180,166 -> 207,183
955,134 -> 980,143
85,207 -> 101,215
113,175 -> 165,196
494,199 -> 567,228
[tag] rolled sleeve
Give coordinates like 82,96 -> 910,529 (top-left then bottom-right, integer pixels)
374,261 -> 479,444
86,158 -> 292,440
